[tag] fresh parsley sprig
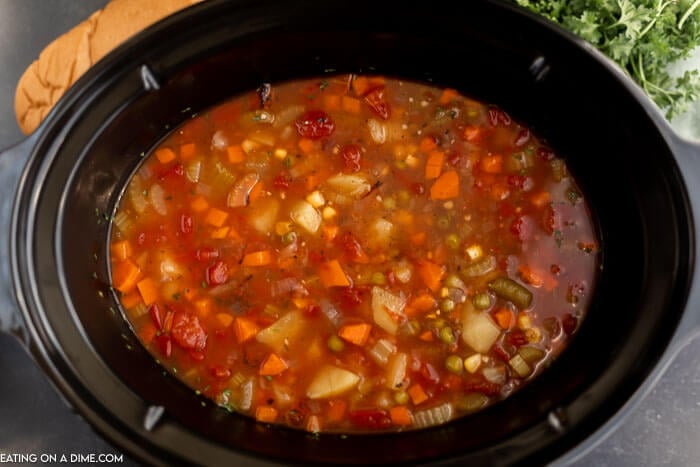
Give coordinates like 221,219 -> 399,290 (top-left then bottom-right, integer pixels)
514,0 -> 700,119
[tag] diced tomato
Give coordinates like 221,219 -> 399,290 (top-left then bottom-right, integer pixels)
158,163 -> 185,180
348,409 -> 392,430
487,107 -> 511,126
514,129 -> 530,146
537,147 -> 555,161
510,215 -> 533,241
155,334 -> 172,358
337,232 -> 367,263
420,362 -> 441,384
492,343 -> 512,362
363,86 -> 391,120
206,260 -> 229,285
210,365 -> 231,379
149,304 -> 163,330
337,286 -> 363,310
562,313 -> 578,335
171,312 -> 207,350
295,110 -> 335,139
304,304 -> 321,318
180,213 -> 194,235
411,182 -> 425,195
189,350 -> 205,361
464,377 -> 502,396
507,175 -> 533,191
505,329 -> 529,347
340,144 -> 362,172
272,173 -> 290,190
542,205 -> 561,235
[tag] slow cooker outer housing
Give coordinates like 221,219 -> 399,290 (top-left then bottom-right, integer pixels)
5,0 -> 698,465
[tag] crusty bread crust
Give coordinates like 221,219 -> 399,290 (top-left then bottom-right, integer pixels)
14,0 -> 201,135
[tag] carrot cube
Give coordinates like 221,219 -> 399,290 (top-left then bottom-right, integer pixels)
242,250 -> 273,267
205,207 -> 229,227
408,384 -> 429,405
234,317 -> 260,343
341,96 -> 362,114
425,150 -> 445,180
429,171 -> 460,200
112,259 -> 140,293
255,406 -> 279,423
338,323 -> 372,346
136,277 -> 159,306
179,143 -> 196,161
190,195 -> 209,213
389,406 -> 413,426
318,259 -> 350,288
259,353 -> 288,376
110,240 -> 132,262
227,145 -> 245,164
155,147 -> 176,164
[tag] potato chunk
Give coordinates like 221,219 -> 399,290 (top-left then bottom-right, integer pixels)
306,365 -> 360,399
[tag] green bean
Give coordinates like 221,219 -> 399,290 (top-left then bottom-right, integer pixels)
487,277 -> 533,309
472,292 -> 491,310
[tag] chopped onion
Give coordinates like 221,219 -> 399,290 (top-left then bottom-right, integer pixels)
211,130 -> 228,150
271,277 -> 309,298
185,159 -> 202,183
368,118 -> 387,144
319,299 -> 341,327
482,365 -> 507,384
368,339 -> 397,366
148,183 -> 167,216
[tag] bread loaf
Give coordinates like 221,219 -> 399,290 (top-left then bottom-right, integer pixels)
14,0 -> 202,135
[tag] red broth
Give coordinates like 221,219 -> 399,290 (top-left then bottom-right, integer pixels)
109,75 -> 598,432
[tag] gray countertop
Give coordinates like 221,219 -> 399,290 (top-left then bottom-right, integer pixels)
0,2 -> 698,466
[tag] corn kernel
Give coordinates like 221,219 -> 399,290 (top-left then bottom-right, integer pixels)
274,148 -> 288,160
464,354 -> 482,373
241,139 -> 259,154
525,327 -> 542,343
518,313 -> 532,329
322,206 -> 337,220
275,221 -> 293,236
306,190 -> 326,208
465,244 -> 483,261
405,155 -> 419,168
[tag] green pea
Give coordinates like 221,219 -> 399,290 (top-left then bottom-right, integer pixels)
281,231 -> 297,245
382,197 -> 397,210
473,292 -> 491,310
445,234 -> 460,250
445,355 -> 463,374
439,326 -> 455,344
371,272 -> 386,285
440,298 -> 455,313
327,335 -> 345,353
437,216 -> 450,229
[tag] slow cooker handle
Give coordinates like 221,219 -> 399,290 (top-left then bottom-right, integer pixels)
670,135 -> 700,347
0,135 -> 37,340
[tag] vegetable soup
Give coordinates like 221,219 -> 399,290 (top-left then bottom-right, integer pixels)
109,75 -> 598,432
